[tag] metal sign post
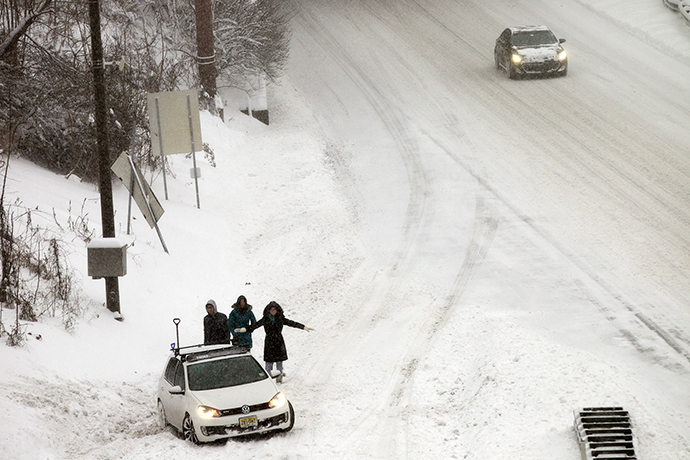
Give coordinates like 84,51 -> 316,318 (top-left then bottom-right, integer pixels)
147,89 -> 203,208
187,94 -> 201,209
127,170 -> 134,235
126,155 -> 169,253
126,123 -> 137,234
111,152 -> 168,253
154,98 -> 169,200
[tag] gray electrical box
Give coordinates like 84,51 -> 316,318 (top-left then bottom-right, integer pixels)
87,238 -> 127,278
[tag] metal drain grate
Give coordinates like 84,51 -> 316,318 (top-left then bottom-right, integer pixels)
574,407 -> 637,460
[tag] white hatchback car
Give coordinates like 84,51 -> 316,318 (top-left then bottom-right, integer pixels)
157,344 -> 294,443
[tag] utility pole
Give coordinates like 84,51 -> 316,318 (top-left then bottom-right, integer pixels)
195,0 -> 217,103
88,0 -> 121,316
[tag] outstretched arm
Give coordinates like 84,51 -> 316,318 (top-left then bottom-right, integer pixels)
244,316 -> 264,333
284,318 -> 313,331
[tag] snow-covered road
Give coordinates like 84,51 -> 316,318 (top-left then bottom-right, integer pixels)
291,0 -> 690,350
284,0 -> 690,457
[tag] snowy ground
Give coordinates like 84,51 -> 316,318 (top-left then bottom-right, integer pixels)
1,0 -> 690,459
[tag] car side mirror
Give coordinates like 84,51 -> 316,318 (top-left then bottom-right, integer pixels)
559,38 -> 566,44
169,385 -> 185,395
270,370 -> 282,379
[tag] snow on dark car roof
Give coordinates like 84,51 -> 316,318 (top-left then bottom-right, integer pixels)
509,25 -> 551,33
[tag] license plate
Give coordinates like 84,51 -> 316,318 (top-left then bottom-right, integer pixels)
239,415 -> 258,428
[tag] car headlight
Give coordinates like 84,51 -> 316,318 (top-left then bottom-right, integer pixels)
511,53 -> 522,64
558,49 -> 567,61
197,405 -> 220,418
268,392 -> 287,409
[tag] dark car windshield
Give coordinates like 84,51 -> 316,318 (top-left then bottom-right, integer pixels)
512,30 -> 557,47
187,356 -> 268,391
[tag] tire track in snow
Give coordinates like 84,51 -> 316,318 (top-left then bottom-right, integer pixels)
289,0 -> 429,370
371,195 -> 499,460
288,3 -> 434,455
429,126 -> 690,367
289,3 -> 506,458
288,2 -> 500,458
405,0 -> 690,367
292,2 -> 690,458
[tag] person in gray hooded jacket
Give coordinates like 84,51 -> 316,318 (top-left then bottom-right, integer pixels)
203,299 -> 230,345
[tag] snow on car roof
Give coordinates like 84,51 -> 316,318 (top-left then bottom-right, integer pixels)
175,344 -> 250,362
509,25 -> 551,33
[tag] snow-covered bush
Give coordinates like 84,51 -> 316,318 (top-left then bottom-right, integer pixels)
0,196 -> 88,343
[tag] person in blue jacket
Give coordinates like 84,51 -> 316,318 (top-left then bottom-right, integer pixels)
228,295 -> 257,348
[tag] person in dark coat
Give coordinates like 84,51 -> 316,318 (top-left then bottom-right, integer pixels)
228,295 -> 257,348
236,301 -> 313,381
203,299 -> 230,345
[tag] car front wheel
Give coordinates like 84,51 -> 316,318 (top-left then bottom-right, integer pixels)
183,414 -> 200,444
157,400 -> 168,429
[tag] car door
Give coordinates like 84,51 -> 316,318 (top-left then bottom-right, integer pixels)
160,357 -> 186,429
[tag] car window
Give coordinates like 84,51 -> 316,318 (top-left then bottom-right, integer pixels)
187,356 -> 268,391
173,360 -> 186,390
164,358 -> 178,384
512,30 -> 557,47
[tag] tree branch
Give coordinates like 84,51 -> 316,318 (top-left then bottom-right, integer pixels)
0,0 -> 53,62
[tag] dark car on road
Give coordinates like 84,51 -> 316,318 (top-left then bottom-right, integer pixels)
494,26 -> 568,79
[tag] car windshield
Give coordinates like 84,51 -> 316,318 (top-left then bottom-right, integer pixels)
512,30 -> 557,47
187,356 -> 268,391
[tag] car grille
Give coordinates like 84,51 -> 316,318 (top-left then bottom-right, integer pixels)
522,60 -> 561,73
217,401 -> 272,416
203,412 -> 289,436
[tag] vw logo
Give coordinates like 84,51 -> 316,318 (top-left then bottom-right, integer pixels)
241,405 -> 250,414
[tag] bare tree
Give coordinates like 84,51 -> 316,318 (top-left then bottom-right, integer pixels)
166,0 -> 292,88
213,0 -> 292,85
1,0 -> 291,182
0,0 -> 53,64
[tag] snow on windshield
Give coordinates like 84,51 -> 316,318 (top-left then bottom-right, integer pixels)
513,30 -> 557,46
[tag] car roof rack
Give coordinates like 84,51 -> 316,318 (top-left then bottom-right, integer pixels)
169,318 -> 249,361
181,345 -> 250,363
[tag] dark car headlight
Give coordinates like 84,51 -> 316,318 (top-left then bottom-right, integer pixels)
558,49 -> 567,61
511,53 -> 522,64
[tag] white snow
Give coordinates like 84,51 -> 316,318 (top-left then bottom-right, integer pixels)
87,238 -> 127,249
1,0 -> 690,459
518,46 -> 559,61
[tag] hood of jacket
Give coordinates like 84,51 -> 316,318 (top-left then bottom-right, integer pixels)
263,301 -> 284,318
234,295 -> 252,314
205,299 -> 217,314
